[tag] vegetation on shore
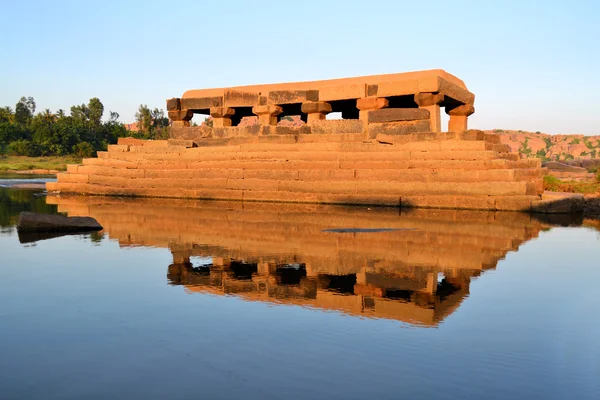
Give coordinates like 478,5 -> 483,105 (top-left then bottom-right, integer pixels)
544,174 -> 600,194
0,97 -> 169,162
0,155 -> 81,172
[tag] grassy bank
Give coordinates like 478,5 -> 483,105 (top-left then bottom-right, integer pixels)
0,155 -> 81,172
544,175 -> 600,194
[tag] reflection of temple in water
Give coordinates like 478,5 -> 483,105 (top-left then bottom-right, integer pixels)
48,196 -> 553,326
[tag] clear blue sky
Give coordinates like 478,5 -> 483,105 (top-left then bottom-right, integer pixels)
1,0 -> 598,134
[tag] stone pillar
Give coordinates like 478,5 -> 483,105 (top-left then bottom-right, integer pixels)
252,105 -> 283,126
301,101 -> 332,124
210,107 -> 235,128
446,104 -> 475,133
168,109 -> 193,128
356,97 -> 388,139
414,92 -> 444,132
356,97 -> 389,122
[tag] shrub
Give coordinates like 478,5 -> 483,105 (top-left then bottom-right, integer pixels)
72,142 -> 94,158
6,139 -> 40,157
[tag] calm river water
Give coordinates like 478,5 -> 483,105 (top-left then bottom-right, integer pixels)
0,180 -> 599,400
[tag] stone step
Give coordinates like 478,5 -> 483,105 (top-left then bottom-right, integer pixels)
50,181 -> 536,212
100,149 -> 519,163
106,140 -> 514,155
73,157 -> 541,173
72,174 -> 533,197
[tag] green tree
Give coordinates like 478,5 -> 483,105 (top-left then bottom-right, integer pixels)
135,104 -> 153,136
14,97 -> 35,125
88,97 -> 104,125
0,107 -> 14,123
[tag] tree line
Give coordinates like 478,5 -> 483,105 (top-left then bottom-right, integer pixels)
0,97 -> 170,158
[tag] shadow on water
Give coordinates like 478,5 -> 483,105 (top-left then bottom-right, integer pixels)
40,195 -> 595,326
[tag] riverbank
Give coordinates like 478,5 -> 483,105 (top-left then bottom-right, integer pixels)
0,155 -> 81,175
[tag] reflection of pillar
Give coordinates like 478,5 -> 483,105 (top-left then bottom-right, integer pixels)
415,92 -> 444,132
252,105 -> 282,126
301,101 -> 332,124
425,272 -> 438,295
446,104 -> 475,133
168,109 -> 193,128
210,107 -> 235,127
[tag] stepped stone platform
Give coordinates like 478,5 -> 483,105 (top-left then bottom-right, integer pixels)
46,69 -> 575,212
45,197 -> 556,326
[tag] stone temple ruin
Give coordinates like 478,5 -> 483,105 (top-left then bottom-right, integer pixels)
48,69 -> 577,212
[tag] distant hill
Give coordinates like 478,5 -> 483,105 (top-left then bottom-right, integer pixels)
486,129 -> 600,162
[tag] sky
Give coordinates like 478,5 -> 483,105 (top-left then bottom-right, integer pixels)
1,0 -> 598,134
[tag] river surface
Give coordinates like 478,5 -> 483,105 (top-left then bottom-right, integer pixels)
0,181 -> 599,400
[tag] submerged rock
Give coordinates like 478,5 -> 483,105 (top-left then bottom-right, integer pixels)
17,212 -> 103,232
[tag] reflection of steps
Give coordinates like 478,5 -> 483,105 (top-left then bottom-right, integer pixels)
48,196 -> 549,326
47,130 -> 546,211
48,197 -> 544,273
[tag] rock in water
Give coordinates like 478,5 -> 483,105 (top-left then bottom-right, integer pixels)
17,212 -> 103,232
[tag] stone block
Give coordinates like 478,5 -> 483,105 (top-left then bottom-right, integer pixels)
261,126 -> 311,136
180,97 -> 223,110
495,196 -> 535,211
268,90 -> 319,104
414,92 -> 444,107
252,105 -> 282,126
118,137 -> 147,146
168,109 -> 193,121
57,173 -> 89,184
166,98 -> 181,111
310,120 -> 364,134
448,115 -> 468,133
376,79 -> 420,97
223,89 -> 259,107
168,139 -> 197,148
438,78 -> 475,106
367,108 -> 429,123
210,107 -> 235,118
368,120 -> 430,137
484,133 -> 502,144
446,104 -> 475,116
356,97 -> 389,111
318,84 -> 366,101
170,126 -> 212,140
107,144 -> 129,152
298,169 -> 355,181
278,180 -> 357,194
301,101 -> 332,114
226,178 -> 279,191
243,169 -> 299,180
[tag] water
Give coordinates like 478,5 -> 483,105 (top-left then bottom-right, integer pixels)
0,184 -> 599,400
